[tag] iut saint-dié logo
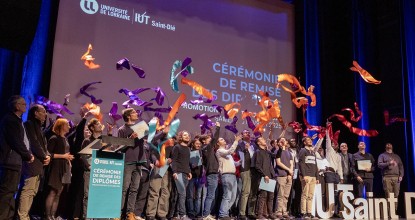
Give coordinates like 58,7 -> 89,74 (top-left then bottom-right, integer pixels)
80,0 -> 98,14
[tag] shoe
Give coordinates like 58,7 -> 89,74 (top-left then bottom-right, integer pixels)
146,216 -> 156,220
203,215 -> 216,220
127,212 -> 136,220
179,215 -> 192,220
239,215 -> 247,220
309,214 -> 318,220
283,214 -> 295,219
268,214 -> 278,219
331,213 -> 340,218
299,213 -> 308,219
255,215 -> 267,220
274,212 -> 282,219
135,216 -> 145,220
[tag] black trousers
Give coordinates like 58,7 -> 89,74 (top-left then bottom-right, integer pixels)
134,170 -> 151,217
355,178 -> 373,198
0,167 -> 21,220
287,177 -> 301,216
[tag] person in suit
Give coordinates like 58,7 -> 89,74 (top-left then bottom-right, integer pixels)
0,95 -> 34,220
18,104 -> 50,220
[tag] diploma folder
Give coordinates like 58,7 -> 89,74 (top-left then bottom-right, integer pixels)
357,159 -> 372,171
259,177 -> 276,192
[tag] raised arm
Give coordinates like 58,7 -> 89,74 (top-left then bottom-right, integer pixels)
313,137 -> 324,151
216,140 -> 239,157
210,122 -> 221,146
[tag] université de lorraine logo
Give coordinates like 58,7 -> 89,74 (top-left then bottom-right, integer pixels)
80,0 -> 98,14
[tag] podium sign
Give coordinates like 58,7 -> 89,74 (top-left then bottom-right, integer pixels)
87,150 -> 124,218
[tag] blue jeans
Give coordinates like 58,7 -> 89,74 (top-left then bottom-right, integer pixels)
203,173 -> 219,216
234,177 -> 242,208
175,173 -> 189,216
219,174 -> 237,218
186,177 -> 205,216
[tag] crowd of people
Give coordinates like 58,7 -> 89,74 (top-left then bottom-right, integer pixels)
0,95 -> 405,220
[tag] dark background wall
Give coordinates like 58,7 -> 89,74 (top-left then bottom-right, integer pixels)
295,1 -> 414,213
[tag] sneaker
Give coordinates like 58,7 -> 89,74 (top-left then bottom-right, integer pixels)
135,216 -> 145,220
179,215 -> 192,220
203,215 -> 216,220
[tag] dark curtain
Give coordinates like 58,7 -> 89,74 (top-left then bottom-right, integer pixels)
0,0 -> 58,118
295,0 -> 414,215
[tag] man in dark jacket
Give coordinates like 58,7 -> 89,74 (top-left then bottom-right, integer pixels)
352,141 -> 375,198
236,129 -> 255,219
118,108 -> 146,220
18,104 -> 50,220
0,95 -> 34,220
254,137 -> 277,219
200,121 -> 220,219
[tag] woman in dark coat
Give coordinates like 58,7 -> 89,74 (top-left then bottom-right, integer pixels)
45,118 -> 74,220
